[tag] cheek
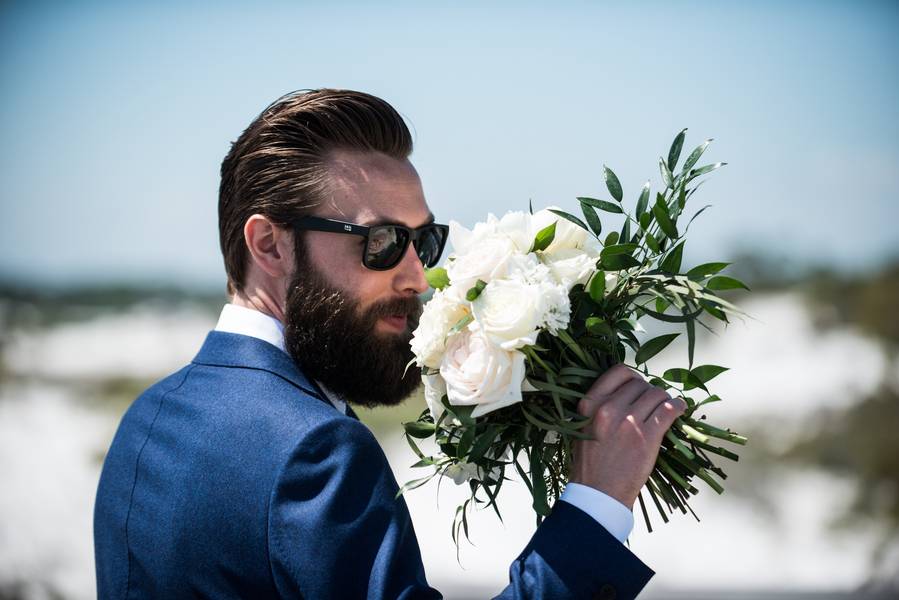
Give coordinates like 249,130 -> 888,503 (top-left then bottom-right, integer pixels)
305,235 -> 394,311
305,233 -> 364,275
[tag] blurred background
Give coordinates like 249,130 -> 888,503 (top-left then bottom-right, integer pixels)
1,1 -> 897,598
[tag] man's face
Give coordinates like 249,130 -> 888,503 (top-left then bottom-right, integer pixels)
282,150 -> 432,407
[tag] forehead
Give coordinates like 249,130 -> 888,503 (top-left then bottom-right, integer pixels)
318,149 -> 432,227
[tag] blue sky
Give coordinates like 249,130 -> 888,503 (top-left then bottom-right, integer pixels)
1,0 -> 897,288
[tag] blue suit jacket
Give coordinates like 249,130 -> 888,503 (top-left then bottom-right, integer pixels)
94,331 -> 653,599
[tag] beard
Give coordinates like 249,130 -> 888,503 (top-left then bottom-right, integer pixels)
282,260 -> 423,409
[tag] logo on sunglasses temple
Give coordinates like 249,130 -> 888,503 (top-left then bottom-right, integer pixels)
343,225 -> 352,232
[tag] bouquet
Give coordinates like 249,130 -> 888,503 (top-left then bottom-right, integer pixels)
401,130 -> 748,546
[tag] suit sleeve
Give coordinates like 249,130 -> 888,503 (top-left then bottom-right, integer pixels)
495,500 -> 654,600
268,416 -> 653,600
267,417 -> 442,600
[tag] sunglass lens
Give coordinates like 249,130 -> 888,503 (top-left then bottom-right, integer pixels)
415,225 -> 446,267
366,226 -> 409,269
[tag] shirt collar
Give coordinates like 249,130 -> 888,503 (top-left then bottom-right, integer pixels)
214,303 -> 285,353
213,303 -> 347,415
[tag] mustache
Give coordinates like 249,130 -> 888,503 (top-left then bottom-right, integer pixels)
366,295 -> 423,322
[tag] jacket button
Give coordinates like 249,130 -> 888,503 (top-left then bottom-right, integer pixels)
593,583 -> 617,600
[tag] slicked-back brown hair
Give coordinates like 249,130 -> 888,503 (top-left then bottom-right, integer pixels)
218,88 -> 413,295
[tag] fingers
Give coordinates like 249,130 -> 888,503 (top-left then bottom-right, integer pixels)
645,394 -> 687,429
630,386 -> 675,422
579,364 -> 642,414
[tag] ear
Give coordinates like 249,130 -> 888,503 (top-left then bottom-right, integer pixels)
243,214 -> 295,279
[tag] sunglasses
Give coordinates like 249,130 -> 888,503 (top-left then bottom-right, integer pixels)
290,216 -> 450,271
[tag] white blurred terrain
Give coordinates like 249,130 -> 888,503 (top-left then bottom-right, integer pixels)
0,292 -> 896,599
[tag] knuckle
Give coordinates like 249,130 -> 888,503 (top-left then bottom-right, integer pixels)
596,403 -> 616,423
651,387 -> 671,402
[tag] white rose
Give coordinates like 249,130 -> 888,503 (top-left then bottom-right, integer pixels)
471,278 -> 543,350
441,444 -> 510,485
495,210 -> 534,252
422,372 -> 448,422
445,232 -> 517,296
531,206 -> 592,252
536,281 -> 572,335
447,215 -> 499,257
477,253 -> 572,336
542,247 -> 599,289
410,289 -> 470,368
439,325 -> 527,418
443,461 -> 481,485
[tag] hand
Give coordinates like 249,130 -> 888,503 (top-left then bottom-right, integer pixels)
569,363 -> 687,510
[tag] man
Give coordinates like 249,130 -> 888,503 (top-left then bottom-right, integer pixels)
94,89 -> 686,599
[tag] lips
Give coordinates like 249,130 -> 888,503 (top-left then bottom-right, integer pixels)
381,315 -> 408,330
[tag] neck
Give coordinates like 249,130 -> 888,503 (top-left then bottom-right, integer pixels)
229,289 -> 285,324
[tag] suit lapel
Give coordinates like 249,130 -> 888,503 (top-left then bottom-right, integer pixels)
191,330 -> 333,410
344,403 -> 361,421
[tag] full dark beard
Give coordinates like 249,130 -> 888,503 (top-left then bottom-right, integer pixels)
283,264 -> 423,409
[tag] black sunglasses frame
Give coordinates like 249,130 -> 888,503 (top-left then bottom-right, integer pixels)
289,215 -> 450,271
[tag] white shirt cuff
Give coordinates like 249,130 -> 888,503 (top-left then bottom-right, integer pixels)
559,482 -> 634,543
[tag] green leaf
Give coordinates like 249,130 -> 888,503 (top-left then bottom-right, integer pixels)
682,139 -> 712,173
603,165 -> 623,202
695,394 -> 723,410
578,196 -> 623,214
652,193 -> 679,239
601,253 -> 641,271
686,318 -> 695,370
530,446 -> 550,516
689,162 -> 727,179
465,279 -> 487,301
600,242 -> 639,257
457,427 -> 475,458
699,299 -> 728,322
620,216 -> 631,245
586,316 -> 613,336
659,241 -> 685,274
635,181 -> 650,217
635,333 -> 679,364
529,198 -> 534,215
548,209 -> 589,232
395,473 -> 437,499
706,276 -> 750,291
691,364 -> 729,384
579,201 -> 602,237
441,395 -> 476,428
604,231 -> 619,246
686,262 -> 730,280
654,297 -> 669,313
662,367 -> 708,392
644,231 -> 660,253
424,267 -> 450,290
639,211 -> 652,230
588,270 -> 606,302
667,128 -> 687,172
648,376 -> 671,389
683,204 -> 713,236
659,157 -> 674,188
403,420 -> 436,439
530,221 -> 557,252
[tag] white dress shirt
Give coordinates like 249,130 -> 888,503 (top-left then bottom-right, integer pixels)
212,303 -> 634,543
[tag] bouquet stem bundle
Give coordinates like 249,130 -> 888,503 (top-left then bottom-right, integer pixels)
401,130 -> 748,547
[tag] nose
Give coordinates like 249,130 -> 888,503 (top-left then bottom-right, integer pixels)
394,240 -> 430,295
